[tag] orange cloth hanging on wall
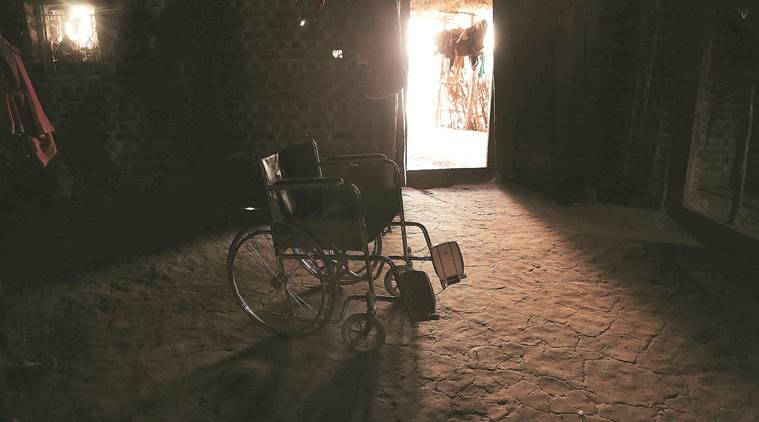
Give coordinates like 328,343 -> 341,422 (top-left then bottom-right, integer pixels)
0,35 -> 57,167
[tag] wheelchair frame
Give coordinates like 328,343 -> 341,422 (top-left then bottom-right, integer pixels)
227,140 -> 465,352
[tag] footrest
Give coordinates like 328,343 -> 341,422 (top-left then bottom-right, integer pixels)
396,270 -> 438,323
430,241 -> 466,289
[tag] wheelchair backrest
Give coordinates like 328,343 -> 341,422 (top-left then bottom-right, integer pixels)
260,139 -> 321,185
279,139 -> 322,179
259,138 -> 324,219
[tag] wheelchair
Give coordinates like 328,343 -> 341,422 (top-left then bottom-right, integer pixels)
227,138 -> 466,352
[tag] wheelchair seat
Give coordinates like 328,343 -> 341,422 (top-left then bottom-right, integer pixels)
260,140 -> 402,250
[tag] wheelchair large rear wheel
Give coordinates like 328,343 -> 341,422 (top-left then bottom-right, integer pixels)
228,221 -> 337,336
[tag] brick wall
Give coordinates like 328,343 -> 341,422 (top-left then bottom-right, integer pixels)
12,0 -> 753,210
588,1 -> 711,208
496,0 -> 702,208
637,2 -> 706,208
11,0 -> 396,200
589,0 -> 649,205
237,0 -> 394,157
495,1 -> 747,210
687,8 -> 759,193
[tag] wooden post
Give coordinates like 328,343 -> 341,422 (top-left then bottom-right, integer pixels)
436,57 -> 445,127
464,62 -> 480,130
729,82 -> 756,225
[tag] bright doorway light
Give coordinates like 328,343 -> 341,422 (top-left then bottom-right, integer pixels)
406,6 -> 493,170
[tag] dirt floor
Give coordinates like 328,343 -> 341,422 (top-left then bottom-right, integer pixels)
407,127 -> 489,170
4,183 -> 759,421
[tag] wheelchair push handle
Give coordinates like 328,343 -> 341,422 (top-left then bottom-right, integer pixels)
272,177 -> 345,186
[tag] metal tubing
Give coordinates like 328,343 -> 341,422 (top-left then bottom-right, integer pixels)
386,255 -> 431,261
323,153 -> 388,162
317,156 -> 409,263
395,173 -> 411,265
362,221 -> 377,315
324,253 -> 397,266
332,255 -> 398,320
337,294 -> 368,322
393,221 -> 434,251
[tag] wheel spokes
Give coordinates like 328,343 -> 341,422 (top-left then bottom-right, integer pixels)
229,222 -> 335,336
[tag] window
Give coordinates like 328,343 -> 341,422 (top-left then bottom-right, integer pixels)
42,4 -> 101,68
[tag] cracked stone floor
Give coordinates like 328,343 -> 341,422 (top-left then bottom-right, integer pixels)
5,183 -> 759,421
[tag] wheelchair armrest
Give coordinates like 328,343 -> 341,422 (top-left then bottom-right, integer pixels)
322,153 -> 388,162
274,177 -> 345,186
268,179 -> 365,220
268,179 -> 359,195
320,157 -> 402,191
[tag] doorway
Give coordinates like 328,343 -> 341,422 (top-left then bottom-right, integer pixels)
680,12 -> 759,243
406,2 -> 493,171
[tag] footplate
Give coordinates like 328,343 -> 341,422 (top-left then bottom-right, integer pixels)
430,241 -> 466,289
396,269 -> 439,323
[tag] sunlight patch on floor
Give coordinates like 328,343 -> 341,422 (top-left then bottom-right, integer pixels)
407,126 -> 487,170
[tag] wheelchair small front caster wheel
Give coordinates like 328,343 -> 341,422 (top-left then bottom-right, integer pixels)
341,313 -> 386,352
384,264 -> 412,298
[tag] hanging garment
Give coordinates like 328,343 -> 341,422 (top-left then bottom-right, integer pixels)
0,37 -> 20,138
434,29 -> 461,59
359,0 -> 410,100
0,35 -> 57,167
455,19 -> 488,58
434,19 -> 489,59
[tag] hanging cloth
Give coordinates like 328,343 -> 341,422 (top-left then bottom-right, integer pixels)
434,19 -> 488,59
0,37 -> 21,138
0,35 -> 57,167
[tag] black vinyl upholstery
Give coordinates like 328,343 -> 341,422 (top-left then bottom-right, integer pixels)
260,139 -> 402,250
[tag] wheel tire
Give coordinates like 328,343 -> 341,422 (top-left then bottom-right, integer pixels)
341,313 -> 386,353
227,220 -> 336,337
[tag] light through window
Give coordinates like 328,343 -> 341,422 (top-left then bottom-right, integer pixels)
43,4 -> 101,65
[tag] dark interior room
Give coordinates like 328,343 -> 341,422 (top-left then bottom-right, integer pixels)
2,0 -> 759,421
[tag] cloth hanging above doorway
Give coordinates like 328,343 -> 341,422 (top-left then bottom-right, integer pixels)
359,0 -> 410,100
0,35 -> 57,167
434,19 -> 488,59
431,17 -> 490,132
